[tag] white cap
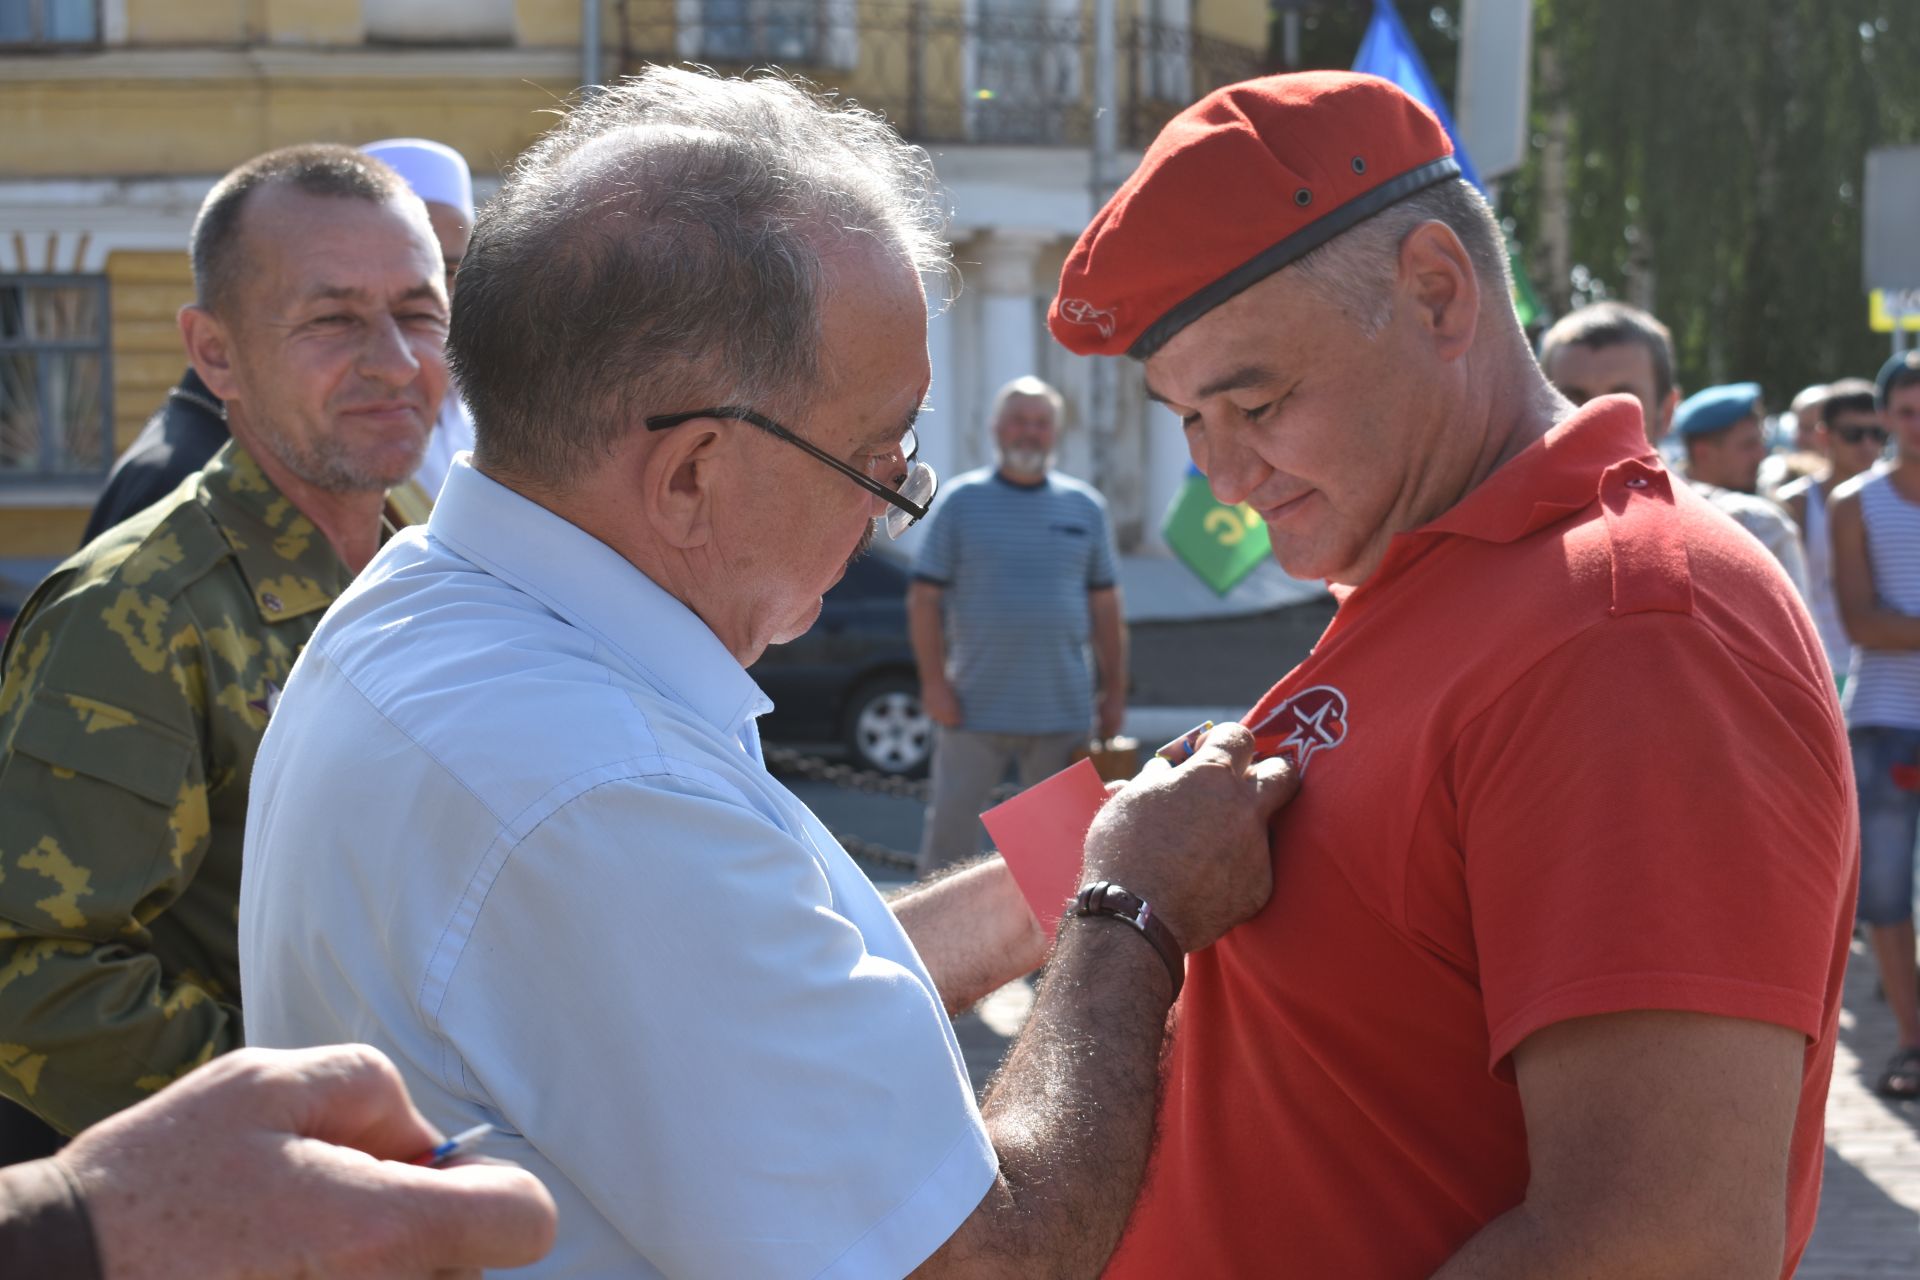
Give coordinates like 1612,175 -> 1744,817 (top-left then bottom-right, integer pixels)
361,138 -> 473,219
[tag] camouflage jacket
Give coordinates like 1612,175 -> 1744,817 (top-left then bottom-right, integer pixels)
0,442 -> 351,1134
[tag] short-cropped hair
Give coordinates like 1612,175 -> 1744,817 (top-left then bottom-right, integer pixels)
1288,178 -> 1512,338
989,376 -> 1066,427
449,67 -> 952,487
1537,301 -> 1676,404
1822,377 -> 1878,423
191,144 -> 411,314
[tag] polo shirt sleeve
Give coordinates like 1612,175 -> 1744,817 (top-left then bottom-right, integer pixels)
912,493 -> 959,586
1449,611 -> 1853,1073
439,771 -> 996,1278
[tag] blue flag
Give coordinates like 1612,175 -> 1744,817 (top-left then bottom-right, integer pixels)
1352,0 -> 1483,191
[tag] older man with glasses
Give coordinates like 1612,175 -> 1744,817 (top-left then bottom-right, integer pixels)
239,68 -> 1293,1278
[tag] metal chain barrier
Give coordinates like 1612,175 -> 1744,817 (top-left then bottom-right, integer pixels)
762,743 -> 1025,875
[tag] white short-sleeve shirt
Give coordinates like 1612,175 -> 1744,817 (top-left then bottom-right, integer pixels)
239,460 -> 997,1278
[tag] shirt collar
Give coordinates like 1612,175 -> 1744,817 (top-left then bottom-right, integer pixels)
426,458 -> 773,738
199,441 -> 354,624
1415,395 -> 1655,545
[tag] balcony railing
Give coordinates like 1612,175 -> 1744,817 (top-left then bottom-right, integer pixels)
619,1 -> 1269,148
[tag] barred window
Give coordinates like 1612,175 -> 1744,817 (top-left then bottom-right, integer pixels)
0,0 -> 100,44
0,277 -> 112,483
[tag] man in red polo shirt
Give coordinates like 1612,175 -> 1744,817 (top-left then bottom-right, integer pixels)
1050,72 -> 1855,1277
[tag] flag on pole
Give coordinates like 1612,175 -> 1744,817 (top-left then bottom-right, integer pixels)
1160,465 -> 1271,596
1353,0 -> 1547,326
1352,0 -> 1483,190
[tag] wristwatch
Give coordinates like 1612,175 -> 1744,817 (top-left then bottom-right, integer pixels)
1072,881 -> 1186,1001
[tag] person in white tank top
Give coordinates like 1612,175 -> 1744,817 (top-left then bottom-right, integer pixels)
1831,352 -> 1920,1098
1780,378 -> 1889,685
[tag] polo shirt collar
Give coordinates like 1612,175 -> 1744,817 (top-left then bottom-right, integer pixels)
200,441 -> 353,624
426,458 -> 772,739
1416,395 -> 1654,545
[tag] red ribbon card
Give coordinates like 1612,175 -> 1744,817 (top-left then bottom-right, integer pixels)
981,758 -> 1109,942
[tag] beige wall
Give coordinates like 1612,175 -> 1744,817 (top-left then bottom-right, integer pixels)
0,77 -> 575,178
107,251 -> 194,452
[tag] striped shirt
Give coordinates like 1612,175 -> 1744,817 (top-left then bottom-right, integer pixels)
914,468 -> 1119,735
1843,469 -> 1920,730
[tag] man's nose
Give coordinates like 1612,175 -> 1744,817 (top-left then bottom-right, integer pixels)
357,314 -> 423,387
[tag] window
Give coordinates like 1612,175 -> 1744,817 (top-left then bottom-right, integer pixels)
0,278 -> 111,485
675,0 -> 857,70
0,0 -> 99,44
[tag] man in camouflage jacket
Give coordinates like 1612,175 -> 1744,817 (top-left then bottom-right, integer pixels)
0,142 -> 448,1136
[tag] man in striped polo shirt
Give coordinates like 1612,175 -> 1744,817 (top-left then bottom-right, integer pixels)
909,376 -> 1128,875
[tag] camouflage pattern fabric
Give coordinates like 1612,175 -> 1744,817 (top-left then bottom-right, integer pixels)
0,441 -> 350,1135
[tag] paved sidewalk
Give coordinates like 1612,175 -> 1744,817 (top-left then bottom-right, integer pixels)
1799,938 -> 1920,1277
952,940 -> 1920,1274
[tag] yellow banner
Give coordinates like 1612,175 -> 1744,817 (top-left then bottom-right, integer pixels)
1870,289 -> 1920,332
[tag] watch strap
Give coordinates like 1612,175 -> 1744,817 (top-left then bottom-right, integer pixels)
1072,881 -> 1186,1001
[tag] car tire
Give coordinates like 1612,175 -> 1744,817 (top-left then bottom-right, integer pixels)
843,673 -> 934,778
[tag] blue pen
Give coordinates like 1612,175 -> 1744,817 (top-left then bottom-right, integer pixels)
414,1122 -> 495,1168
1154,719 -> 1214,765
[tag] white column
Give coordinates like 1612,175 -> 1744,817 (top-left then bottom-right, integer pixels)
974,229 -> 1051,455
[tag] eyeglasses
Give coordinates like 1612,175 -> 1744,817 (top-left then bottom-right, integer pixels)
645,406 -> 937,539
1835,424 -> 1891,447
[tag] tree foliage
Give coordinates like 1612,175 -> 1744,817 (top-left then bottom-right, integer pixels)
1275,0 -> 1920,404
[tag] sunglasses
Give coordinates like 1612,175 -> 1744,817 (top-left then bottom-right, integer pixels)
1835,424 -> 1890,446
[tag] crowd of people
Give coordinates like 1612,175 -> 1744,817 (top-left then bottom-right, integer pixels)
1539,300 -> 1920,1101
0,62 -> 1900,1278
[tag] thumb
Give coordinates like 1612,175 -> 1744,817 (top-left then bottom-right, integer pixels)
1249,755 -> 1300,818
377,1159 -> 559,1271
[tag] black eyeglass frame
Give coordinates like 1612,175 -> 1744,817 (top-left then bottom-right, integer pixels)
1833,424 -> 1891,446
644,406 -> 933,530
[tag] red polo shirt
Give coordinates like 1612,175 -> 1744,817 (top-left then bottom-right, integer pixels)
1107,398 -> 1857,1278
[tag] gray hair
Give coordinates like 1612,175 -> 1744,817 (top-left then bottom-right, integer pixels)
449,66 -> 952,485
191,144 -> 413,315
988,375 -> 1066,427
1287,178 -> 1513,338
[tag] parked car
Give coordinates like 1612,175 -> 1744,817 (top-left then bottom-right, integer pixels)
750,545 -> 934,776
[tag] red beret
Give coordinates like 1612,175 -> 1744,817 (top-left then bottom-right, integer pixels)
1049,71 -> 1460,360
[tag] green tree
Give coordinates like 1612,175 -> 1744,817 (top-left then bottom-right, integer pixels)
1278,1 -> 1920,404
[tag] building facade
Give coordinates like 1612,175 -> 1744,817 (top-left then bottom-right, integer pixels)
0,0 -> 1266,608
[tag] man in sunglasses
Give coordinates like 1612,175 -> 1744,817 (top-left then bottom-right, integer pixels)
1780,377 -> 1887,684
240,67 -> 1294,1278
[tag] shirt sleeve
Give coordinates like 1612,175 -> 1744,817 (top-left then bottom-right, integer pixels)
1449,611 -> 1854,1073
0,585 -> 236,1135
439,772 -> 996,1278
912,493 -> 959,586
1086,493 -> 1119,591
0,1158 -> 102,1280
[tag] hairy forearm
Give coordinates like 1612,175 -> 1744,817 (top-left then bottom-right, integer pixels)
915,919 -> 1172,1278
1090,595 -> 1127,700
907,589 -> 949,688
891,859 -> 1046,1014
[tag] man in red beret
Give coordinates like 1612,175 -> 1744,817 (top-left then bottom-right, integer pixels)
1053,71 -> 1854,1278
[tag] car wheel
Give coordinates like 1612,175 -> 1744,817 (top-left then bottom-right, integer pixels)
844,674 -> 933,777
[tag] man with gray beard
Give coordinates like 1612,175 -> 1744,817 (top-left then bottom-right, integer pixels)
911,376 -> 1130,875
0,143 -> 446,1142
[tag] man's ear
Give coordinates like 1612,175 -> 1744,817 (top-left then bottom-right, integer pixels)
1398,221 -> 1480,361
641,420 -> 725,550
178,304 -> 241,402
1653,387 -> 1681,440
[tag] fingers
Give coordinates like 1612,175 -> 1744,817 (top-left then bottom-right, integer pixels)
1249,755 -> 1300,818
277,1044 -> 444,1160
376,1159 -> 560,1271
1191,720 -> 1255,770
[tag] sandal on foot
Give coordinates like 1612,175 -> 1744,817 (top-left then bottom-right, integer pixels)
1876,1046 -> 1920,1099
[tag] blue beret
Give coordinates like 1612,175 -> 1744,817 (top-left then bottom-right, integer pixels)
1673,382 -> 1763,438
1876,351 -> 1920,408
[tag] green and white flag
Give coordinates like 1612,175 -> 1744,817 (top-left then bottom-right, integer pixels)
1161,465 -> 1270,596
